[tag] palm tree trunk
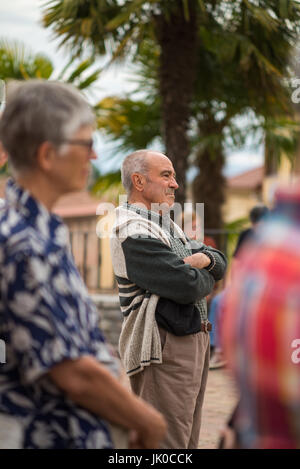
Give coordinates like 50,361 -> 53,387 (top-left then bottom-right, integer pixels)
193,118 -> 226,246
193,148 -> 225,229
154,1 -> 197,205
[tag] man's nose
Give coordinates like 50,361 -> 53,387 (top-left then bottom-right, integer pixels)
170,177 -> 179,189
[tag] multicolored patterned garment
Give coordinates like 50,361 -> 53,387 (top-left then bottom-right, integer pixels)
0,179 -> 120,449
222,186 -> 300,449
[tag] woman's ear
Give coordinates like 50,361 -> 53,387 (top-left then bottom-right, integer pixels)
36,141 -> 56,172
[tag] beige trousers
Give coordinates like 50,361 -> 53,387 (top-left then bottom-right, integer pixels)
130,327 -> 210,449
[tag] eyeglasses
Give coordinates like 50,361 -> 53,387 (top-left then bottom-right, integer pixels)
56,138 -> 95,153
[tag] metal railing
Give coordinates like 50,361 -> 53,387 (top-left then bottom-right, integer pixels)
205,229 -> 241,258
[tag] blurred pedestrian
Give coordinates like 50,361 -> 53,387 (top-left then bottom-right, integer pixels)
0,80 -> 166,449
221,186 -> 300,448
233,205 -> 269,258
208,290 -> 227,369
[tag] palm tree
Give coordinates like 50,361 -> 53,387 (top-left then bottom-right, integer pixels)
42,0 -> 215,204
95,95 -> 161,153
0,38 -> 53,80
191,1 -> 300,233
93,0 -> 300,235
0,37 -> 101,90
41,0 -> 300,210
0,38 -> 102,174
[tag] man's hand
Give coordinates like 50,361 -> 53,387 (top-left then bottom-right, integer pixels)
184,252 -> 211,269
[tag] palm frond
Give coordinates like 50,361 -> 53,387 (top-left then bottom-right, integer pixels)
90,170 -> 122,196
95,95 -> 161,153
0,38 -> 53,80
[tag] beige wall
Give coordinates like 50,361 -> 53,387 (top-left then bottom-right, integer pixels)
263,157 -> 295,206
223,188 -> 262,223
224,155 -> 297,223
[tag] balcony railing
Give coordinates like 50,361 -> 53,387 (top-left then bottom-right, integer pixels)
69,229 -> 241,292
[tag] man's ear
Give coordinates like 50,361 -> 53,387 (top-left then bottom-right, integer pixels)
131,173 -> 145,192
36,142 -> 56,172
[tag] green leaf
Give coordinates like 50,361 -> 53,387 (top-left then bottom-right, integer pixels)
66,59 -> 93,82
197,0 -> 206,13
33,55 -> 53,79
0,38 -> 53,81
78,70 -> 101,89
105,0 -> 145,31
91,170 -> 122,195
279,0 -> 289,18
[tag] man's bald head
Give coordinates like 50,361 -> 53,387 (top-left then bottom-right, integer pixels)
121,149 -> 168,195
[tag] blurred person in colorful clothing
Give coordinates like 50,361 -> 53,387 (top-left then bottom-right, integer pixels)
210,206 -> 270,371
221,186 -> 300,448
0,80 -> 166,449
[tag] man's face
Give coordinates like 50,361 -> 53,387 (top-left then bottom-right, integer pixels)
141,153 -> 179,210
51,125 -> 97,194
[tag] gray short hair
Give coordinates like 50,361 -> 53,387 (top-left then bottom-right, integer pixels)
121,150 -> 150,194
0,80 -> 94,172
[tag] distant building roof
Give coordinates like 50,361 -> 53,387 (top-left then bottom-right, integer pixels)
0,177 -> 103,218
227,166 -> 264,190
53,191 -> 102,218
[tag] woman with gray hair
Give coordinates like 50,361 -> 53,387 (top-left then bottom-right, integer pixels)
0,80 -> 166,449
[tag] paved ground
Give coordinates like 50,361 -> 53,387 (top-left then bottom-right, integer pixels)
199,368 -> 239,449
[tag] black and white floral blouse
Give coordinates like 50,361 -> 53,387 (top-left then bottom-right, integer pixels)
0,179 -> 119,449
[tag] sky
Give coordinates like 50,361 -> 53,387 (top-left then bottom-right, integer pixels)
0,0 -> 264,177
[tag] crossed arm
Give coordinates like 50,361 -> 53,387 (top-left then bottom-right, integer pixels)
121,236 -> 227,303
185,242 -> 227,281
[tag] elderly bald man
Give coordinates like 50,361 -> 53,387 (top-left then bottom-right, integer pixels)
110,150 -> 227,448
0,81 -> 166,449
